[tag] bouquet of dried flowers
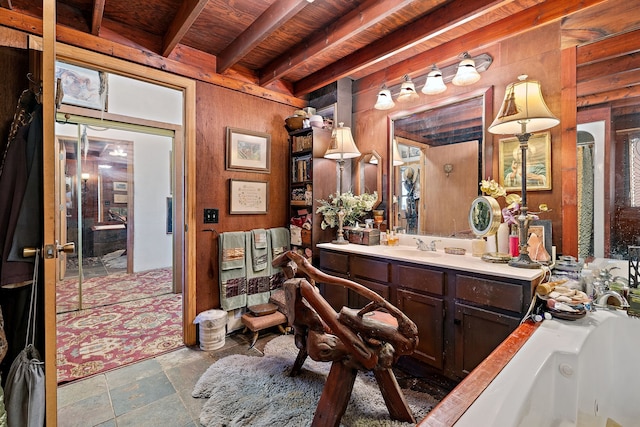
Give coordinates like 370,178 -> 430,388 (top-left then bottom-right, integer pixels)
316,191 -> 378,229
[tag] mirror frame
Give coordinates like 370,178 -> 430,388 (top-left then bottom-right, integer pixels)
385,86 -> 494,234
355,150 -> 383,208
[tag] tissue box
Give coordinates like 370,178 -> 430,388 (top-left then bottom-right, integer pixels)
343,227 -> 380,246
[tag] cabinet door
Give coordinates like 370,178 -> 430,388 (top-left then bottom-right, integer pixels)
396,288 -> 444,370
318,250 -> 349,311
454,302 -> 520,378
349,277 -> 390,309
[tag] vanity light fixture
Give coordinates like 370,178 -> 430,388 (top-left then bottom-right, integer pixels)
452,52 -> 481,86
324,122 -> 361,244
374,84 -> 395,110
422,64 -> 447,95
397,75 -> 419,103
488,74 -> 559,268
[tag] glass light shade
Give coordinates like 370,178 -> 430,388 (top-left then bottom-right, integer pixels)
324,122 -> 361,160
374,87 -> 395,110
397,75 -> 419,102
452,58 -> 481,86
392,139 -> 404,166
488,75 -> 559,135
81,173 -> 90,180
422,66 -> 447,95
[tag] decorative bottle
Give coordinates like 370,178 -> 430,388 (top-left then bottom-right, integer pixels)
509,225 -> 519,257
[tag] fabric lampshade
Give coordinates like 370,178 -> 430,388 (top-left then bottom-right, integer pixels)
489,75 -> 559,135
392,139 -> 404,166
324,123 -> 360,160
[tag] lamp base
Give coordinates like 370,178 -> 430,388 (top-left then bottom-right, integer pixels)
508,253 -> 540,269
332,236 -> 349,245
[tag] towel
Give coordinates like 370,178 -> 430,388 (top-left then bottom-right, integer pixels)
219,232 -> 247,311
268,227 -> 291,292
251,229 -> 268,271
246,230 -> 272,306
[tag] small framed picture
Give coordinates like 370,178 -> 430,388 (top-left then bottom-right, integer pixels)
499,132 -> 551,191
229,179 -> 268,214
113,181 -> 128,192
55,61 -> 108,111
226,127 -> 271,173
113,194 -> 128,204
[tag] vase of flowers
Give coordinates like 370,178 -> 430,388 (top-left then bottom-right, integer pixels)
316,191 -> 378,230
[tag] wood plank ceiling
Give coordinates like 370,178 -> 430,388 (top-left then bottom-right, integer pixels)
0,0 -> 632,102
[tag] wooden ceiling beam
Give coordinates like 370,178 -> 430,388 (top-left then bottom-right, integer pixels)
349,0 -> 609,98
576,27 -> 640,66
161,0 -> 209,57
0,8 -> 305,107
577,85 -> 640,108
258,0 -> 417,87
91,0 -> 105,35
217,0 -> 309,74
292,0 -> 512,97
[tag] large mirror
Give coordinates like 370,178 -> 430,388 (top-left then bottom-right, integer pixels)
387,87 -> 493,236
355,150 -> 382,208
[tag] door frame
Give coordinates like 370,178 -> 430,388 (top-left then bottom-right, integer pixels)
39,36 -> 196,425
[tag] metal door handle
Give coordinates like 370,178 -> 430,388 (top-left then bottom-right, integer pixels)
22,242 -> 75,259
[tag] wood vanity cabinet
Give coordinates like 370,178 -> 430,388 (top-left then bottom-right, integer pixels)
317,248 -> 537,381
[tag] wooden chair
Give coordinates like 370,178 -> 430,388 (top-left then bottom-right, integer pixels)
272,251 -> 419,427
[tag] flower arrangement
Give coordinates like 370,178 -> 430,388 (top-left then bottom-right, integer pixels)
316,191 -> 378,229
479,179 -> 549,224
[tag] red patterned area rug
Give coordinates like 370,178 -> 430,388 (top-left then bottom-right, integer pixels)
56,293 -> 183,384
56,267 -> 173,313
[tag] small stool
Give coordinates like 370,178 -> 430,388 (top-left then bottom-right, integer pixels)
241,309 -> 288,348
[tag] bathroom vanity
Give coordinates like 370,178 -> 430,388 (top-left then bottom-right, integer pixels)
316,241 -> 544,381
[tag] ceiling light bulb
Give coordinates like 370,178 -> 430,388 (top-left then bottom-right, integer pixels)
422,65 -> 447,95
452,53 -> 481,86
397,75 -> 419,103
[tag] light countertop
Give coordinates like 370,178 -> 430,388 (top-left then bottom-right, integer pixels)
317,242 -> 545,282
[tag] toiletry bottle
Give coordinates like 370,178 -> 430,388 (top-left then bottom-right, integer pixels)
509,225 -> 519,257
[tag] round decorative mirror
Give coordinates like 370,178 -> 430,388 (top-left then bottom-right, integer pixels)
468,196 -> 501,237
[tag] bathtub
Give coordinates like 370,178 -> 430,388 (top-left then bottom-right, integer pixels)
454,310 -> 638,427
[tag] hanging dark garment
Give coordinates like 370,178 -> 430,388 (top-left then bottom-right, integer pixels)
0,105 -> 42,288
0,89 -> 38,180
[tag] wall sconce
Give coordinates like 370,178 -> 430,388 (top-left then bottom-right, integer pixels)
452,52 -> 481,86
443,163 -> 453,177
488,74 -> 559,268
374,84 -> 395,110
422,64 -> 447,95
397,75 -> 419,103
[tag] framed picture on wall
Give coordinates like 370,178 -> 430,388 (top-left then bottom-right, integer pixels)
55,61 -> 108,111
226,127 -> 271,173
498,132 -> 551,192
113,181 -> 128,192
229,179 -> 268,214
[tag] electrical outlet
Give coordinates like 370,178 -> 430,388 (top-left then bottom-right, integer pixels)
204,208 -> 218,224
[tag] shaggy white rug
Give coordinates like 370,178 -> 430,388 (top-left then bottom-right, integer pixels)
192,335 -> 439,427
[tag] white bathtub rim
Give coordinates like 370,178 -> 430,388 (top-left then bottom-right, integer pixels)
454,310 -> 627,426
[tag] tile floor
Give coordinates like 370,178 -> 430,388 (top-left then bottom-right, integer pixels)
56,331 -> 272,427
57,329 -> 458,427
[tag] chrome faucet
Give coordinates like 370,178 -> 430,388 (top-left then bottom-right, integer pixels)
591,266 -> 629,310
429,240 -> 441,251
415,238 -> 429,251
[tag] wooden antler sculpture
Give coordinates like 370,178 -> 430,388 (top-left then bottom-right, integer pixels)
272,251 -> 419,427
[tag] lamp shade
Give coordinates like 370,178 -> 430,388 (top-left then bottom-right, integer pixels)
452,57 -> 481,86
374,86 -> 395,110
392,139 -> 404,166
488,75 -> 559,135
422,65 -> 447,95
397,75 -> 419,103
324,122 -> 361,160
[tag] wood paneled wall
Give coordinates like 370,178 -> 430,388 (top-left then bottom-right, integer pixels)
194,82 -> 296,313
353,24 -> 566,250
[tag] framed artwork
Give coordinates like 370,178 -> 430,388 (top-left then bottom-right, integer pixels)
528,219 -> 552,257
166,197 -> 173,234
499,132 -> 551,191
226,127 -> 271,173
55,61 -> 108,110
229,179 -> 268,214
113,181 -> 128,192
113,194 -> 128,204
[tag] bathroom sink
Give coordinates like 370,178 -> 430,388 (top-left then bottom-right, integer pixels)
387,249 -> 441,258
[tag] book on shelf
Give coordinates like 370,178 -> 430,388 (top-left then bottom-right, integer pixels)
292,154 -> 311,183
